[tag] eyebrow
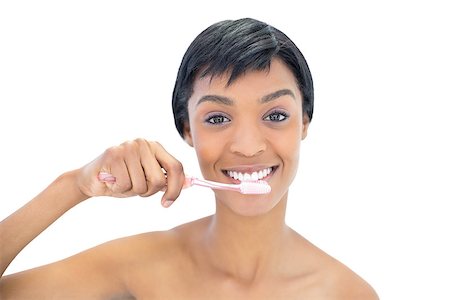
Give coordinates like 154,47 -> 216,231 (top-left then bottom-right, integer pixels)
260,89 -> 296,103
196,89 -> 296,107
196,94 -> 233,107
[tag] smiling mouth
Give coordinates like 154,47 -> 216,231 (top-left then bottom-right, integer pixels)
222,166 -> 277,182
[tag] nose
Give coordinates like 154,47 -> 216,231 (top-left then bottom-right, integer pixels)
229,123 -> 266,157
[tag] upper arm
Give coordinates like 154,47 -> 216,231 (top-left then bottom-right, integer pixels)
0,239 -> 132,299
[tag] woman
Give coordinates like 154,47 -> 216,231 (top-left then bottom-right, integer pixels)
0,18 -> 378,299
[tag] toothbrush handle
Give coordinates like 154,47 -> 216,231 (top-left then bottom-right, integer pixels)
99,173 -> 200,190
186,177 -> 240,192
98,173 -> 239,192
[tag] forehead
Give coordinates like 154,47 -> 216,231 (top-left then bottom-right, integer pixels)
190,59 -> 301,104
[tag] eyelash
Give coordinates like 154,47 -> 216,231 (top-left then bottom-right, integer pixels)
204,110 -> 290,125
205,113 -> 231,125
263,110 -> 290,122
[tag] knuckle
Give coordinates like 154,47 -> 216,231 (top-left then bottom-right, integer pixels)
104,146 -> 119,158
149,141 -> 162,151
122,140 -> 139,154
167,160 -> 184,174
145,175 -> 166,193
119,140 -> 132,150
103,146 -> 122,164
133,183 -> 148,195
134,137 -> 148,145
152,176 -> 166,189
140,189 -> 155,197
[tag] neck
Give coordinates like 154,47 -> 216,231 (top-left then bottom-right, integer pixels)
203,193 -> 291,282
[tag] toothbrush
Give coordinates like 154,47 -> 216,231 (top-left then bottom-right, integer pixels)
183,176 -> 271,194
98,172 -> 271,195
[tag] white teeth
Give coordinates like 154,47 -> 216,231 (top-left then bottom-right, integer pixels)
226,167 -> 273,181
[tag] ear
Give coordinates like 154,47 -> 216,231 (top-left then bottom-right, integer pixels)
301,115 -> 310,140
183,122 -> 194,147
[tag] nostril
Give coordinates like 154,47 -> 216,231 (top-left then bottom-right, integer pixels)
232,149 -> 264,157
229,139 -> 266,157
229,126 -> 267,157
230,147 -> 265,158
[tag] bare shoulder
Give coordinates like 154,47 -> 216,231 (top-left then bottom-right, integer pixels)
322,259 -> 379,300
101,225 -> 189,273
115,215 -> 209,257
117,217 -> 208,297
0,217 -> 207,299
289,232 -> 378,299
95,216 -> 208,272
0,230 -> 179,299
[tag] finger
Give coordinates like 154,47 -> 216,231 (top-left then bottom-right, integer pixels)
122,145 -> 148,196
138,141 -> 167,197
108,159 -> 132,195
152,142 -> 185,206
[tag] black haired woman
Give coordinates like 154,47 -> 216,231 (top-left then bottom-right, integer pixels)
0,18 -> 378,299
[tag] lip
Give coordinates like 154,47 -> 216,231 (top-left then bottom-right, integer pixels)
221,165 -> 278,183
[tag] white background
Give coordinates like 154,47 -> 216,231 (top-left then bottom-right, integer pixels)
1,1 -> 449,299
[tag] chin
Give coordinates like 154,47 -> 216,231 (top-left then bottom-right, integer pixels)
215,191 -> 286,217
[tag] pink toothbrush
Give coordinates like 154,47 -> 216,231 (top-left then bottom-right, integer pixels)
183,176 -> 271,194
98,172 -> 271,195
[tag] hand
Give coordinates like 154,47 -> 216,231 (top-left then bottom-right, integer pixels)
77,139 -> 185,207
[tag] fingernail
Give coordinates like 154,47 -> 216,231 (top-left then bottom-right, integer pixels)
163,200 -> 174,208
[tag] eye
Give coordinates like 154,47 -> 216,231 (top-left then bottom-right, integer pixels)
263,110 -> 289,122
205,114 -> 231,125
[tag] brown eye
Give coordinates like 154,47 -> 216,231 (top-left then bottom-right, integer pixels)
206,114 -> 230,124
264,111 -> 289,122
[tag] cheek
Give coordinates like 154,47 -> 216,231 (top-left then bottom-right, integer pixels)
192,128 -> 226,173
269,122 -> 301,155
275,136 -> 300,169
267,123 -> 301,177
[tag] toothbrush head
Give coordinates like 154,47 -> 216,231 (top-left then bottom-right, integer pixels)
239,181 -> 271,194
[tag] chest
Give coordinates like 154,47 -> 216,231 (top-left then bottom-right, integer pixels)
127,269 -> 321,300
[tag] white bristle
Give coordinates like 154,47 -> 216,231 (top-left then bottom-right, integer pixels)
239,181 -> 271,194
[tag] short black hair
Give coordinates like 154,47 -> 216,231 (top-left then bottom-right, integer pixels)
172,18 -> 314,137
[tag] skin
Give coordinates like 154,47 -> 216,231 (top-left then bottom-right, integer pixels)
0,59 -> 378,299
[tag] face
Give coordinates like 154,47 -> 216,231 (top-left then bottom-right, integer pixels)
184,59 -> 309,216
